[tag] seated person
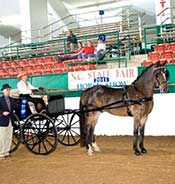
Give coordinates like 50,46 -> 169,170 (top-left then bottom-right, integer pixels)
81,40 -> 95,59
95,38 -> 106,60
85,38 -> 106,60
17,72 -> 46,113
55,41 -> 84,62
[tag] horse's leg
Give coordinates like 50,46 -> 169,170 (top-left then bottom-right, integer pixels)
91,129 -> 100,152
85,111 -> 100,155
84,112 -> 96,155
91,112 -> 100,152
139,125 -> 147,154
133,118 -> 141,156
139,116 -> 148,154
85,124 -> 93,155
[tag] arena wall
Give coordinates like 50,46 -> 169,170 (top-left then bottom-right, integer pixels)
65,93 -> 175,136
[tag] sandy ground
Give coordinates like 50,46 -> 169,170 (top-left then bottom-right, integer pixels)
0,136 -> 175,184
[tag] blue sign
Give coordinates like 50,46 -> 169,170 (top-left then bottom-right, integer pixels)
99,10 -> 104,15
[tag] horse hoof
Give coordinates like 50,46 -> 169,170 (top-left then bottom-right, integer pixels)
94,147 -> 100,152
134,150 -> 141,156
141,148 -> 147,154
92,143 -> 100,152
87,147 -> 93,156
87,151 -> 93,156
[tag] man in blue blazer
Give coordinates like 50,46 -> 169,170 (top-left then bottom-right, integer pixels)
0,83 -> 17,159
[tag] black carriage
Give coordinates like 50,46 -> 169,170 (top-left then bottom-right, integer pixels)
10,94 -> 80,155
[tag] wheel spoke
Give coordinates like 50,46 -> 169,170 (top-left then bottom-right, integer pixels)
56,112 -> 80,146
69,129 -> 80,136
69,131 -> 77,143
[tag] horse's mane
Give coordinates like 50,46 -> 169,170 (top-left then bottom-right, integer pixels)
132,62 -> 158,84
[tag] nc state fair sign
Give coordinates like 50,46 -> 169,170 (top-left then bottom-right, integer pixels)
68,67 -> 138,90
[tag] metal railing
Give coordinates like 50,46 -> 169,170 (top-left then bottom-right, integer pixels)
0,30 -> 141,61
143,23 -> 175,53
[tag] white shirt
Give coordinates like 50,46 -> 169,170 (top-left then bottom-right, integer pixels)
17,80 -> 37,95
96,43 -> 106,52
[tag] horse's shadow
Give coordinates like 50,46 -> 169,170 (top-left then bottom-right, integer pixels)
99,148 -> 132,156
99,148 -> 174,156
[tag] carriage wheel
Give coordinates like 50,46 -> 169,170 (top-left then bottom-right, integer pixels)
22,113 -> 58,155
54,112 -> 80,146
10,113 -> 21,153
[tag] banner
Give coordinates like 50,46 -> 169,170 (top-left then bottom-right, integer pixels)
156,0 -> 171,25
68,67 -> 138,90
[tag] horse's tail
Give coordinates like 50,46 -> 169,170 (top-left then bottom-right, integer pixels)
79,100 -> 86,147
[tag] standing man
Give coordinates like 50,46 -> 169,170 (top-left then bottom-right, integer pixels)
0,84 -> 16,159
67,30 -> 78,52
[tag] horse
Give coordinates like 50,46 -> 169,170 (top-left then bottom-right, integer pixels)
79,61 -> 168,156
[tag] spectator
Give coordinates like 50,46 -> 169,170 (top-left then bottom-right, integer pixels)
95,38 -> 106,60
55,41 -> 84,62
0,84 -> 18,159
88,38 -> 106,60
67,30 -> 78,51
82,39 -> 106,60
17,72 -> 46,113
81,40 -> 95,59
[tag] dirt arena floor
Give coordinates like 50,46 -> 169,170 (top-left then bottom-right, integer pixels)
0,136 -> 175,184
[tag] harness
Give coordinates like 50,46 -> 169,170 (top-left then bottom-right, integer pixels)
122,85 -> 153,116
81,86 -> 153,115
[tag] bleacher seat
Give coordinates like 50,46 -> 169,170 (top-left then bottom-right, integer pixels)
88,64 -> 96,70
54,63 -> 66,73
0,68 -> 6,75
16,66 -> 26,73
7,68 -> 17,77
32,64 -> 44,75
161,50 -> 175,63
148,51 -> 161,62
168,42 -> 175,52
27,58 -> 38,65
43,63 -> 55,74
18,59 -> 29,67
155,43 -> 168,54
9,61 -> 18,68
0,68 -> 10,78
44,56 -> 55,63
141,60 -> 153,66
141,51 -> 161,66
34,57 -> 45,64
25,65 -> 35,75
1,61 -> 10,69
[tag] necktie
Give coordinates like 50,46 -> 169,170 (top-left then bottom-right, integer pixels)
6,97 -> 11,111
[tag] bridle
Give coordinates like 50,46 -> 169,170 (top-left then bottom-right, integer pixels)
154,67 -> 167,92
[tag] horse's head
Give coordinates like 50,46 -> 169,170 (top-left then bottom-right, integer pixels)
153,61 -> 168,93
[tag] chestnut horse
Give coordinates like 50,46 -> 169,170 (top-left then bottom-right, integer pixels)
79,62 -> 168,156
